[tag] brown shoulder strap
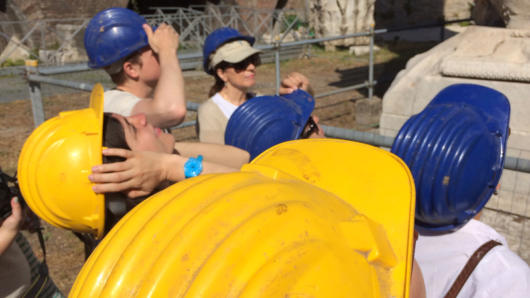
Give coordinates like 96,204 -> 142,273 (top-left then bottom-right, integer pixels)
444,240 -> 502,298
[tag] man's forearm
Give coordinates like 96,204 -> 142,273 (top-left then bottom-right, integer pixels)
151,49 -> 187,127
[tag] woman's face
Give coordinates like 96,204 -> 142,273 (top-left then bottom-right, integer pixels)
112,113 -> 174,154
218,54 -> 260,91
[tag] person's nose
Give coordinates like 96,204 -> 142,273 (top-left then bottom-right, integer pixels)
246,62 -> 256,71
127,113 -> 147,127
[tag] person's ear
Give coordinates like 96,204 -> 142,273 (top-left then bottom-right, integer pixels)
123,61 -> 140,80
216,67 -> 228,83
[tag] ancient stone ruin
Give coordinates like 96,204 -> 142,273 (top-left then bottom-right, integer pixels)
309,0 -> 375,53
0,0 -> 128,64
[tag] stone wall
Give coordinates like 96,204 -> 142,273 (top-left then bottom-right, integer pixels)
309,0 -> 375,50
7,0 -> 128,20
379,26 -> 530,263
0,0 -> 129,63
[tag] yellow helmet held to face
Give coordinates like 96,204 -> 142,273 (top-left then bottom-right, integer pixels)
18,84 -> 105,239
71,139 -> 415,297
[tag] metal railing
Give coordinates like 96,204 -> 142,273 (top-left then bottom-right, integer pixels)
23,24 -> 378,126
0,5 -> 306,65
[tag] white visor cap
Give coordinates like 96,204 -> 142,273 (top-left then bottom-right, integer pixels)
209,40 -> 261,71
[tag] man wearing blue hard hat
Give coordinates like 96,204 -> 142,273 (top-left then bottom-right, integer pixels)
391,84 -> 529,297
84,7 -> 186,129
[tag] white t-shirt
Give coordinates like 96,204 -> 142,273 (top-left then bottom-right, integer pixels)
415,219 -> 530,298
103,89 -> 142,116
210,92 -> 238,119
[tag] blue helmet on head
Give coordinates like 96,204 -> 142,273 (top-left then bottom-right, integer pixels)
84,7 -> 150,69
203,27 -> 255,75
225,89 -> 315,160
391,84 -> 510,235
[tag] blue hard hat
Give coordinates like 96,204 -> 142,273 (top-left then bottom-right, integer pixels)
203,27 -> 255,75
391,84 -> 510,235
225,89 -> 315,160
84,7 -> 149,69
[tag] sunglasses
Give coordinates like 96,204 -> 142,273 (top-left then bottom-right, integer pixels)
226,54 -> 261,72
300,116 -> 319,139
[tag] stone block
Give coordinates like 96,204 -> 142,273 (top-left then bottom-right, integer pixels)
506,147 -> 521,160
486,192 -> 500,209
379,113 -> 408,137
511,193 -> 528,216
499,169 -> 516,191
379,128 -> 395,137
0,36 -> 31,62
514,172 -> 530,195
507,131 -> 530,151
309,0 -> 374,47
381,89 -> 416,116
497,190 -> 513,213
349,45 -> 380,56
355,97 -> 382,127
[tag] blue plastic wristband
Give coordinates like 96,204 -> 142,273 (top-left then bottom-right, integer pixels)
184,155 -> 203,178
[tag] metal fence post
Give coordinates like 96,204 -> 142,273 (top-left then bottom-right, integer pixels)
275,39 -> 281,95
368,24 -> 374,100
25,59 -> 44,127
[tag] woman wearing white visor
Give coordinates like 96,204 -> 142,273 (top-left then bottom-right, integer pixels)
198,27 -> 312,144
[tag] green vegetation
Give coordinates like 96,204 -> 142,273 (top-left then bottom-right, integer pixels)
1,58 -> 25,67
282,14 -> 308,31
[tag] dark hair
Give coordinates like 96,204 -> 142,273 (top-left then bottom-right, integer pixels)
208,59 -> 236,97
208,73 -> 226,98
102,113 -> 129,164
108,48 -> 145,85
102,113 -> 144,233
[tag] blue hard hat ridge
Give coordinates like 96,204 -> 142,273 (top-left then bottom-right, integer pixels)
203,27 -> 255,74
225,89 -> 315,160
84,7 -> 150,69
391,84 -> 510,235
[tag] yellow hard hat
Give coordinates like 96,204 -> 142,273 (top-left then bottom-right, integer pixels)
71,139 -> 415,297
247,138 -> 416,297
18,84 -> 105,239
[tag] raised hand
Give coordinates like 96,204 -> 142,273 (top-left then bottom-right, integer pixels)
280,72 -> 312,95
89,148 -> 172,198
0,197 -> 22,254
143,23 -> 179,55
